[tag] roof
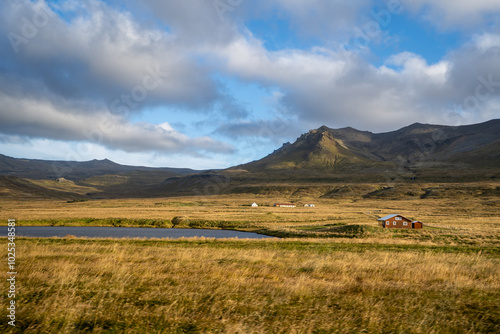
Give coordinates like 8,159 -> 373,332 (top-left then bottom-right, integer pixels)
378,214 -> 401,221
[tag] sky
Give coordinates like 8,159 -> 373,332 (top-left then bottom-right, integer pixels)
0,0 -> 499,169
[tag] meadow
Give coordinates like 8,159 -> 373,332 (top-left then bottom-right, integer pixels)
1,184 -> 499,245
0,238 -> 499,333
0,182 -> 499,333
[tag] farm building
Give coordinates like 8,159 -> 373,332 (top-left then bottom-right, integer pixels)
303,204 -> 316,207
378,214 -> 423,229
274,203 -> 296,208
251,202 -> 258,207
412,221 -> 423,229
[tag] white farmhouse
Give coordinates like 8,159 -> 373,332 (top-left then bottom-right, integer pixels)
274,203 -> 296,208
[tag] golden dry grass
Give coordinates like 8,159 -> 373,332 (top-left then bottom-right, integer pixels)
0,183 -> 498,332
1,189 -> 498,227
0,238 -> 498,333
1,186 -> 498,246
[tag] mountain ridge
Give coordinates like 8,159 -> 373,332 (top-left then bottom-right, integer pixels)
0,153 -> 200,180
1,120 -> 499,199
235,119 -> 500,172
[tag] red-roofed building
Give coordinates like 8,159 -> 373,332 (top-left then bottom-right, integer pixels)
377,214 -> 423,229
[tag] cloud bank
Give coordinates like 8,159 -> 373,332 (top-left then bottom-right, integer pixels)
0,0 -> 498,167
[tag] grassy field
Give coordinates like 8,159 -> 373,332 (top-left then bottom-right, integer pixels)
1,185 -> 498,246
0,238 -> 498,333
0,182 -> 499,333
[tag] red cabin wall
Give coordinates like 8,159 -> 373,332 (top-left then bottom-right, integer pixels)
382,217 -> 413,229
412,221 -> 423,229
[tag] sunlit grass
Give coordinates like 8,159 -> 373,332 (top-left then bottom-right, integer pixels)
2,185 -> 498,247
1,182 -> 498,332
0,238 -> 498,333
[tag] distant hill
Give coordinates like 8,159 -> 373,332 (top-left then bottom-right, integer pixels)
1,120 -> 499,199
0,154 -> 199,180
155,120 -> 500,197
0,175 -> 102,199
236,119 -> 500,173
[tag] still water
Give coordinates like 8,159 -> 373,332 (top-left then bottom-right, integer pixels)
8,226 -> 274,239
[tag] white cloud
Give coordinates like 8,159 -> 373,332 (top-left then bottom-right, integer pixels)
0,0 -> 499,168
473,33 -> 500,51
0,0 -> 237,158
217,35 -> 347,86
0,0 -> 220,109
266,0 -> 373,39
1,138 -> 233,170
402,0 -> 500,29
213,30 -> 499,131
0,91 -> 234,155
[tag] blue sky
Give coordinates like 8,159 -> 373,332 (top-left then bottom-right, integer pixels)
0,0 -> 499,169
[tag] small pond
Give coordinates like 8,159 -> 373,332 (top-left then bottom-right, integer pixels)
5,226 -> 274,239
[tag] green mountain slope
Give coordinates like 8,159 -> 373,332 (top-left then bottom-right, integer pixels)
1,120 -> 498,198
237,119 -> 500,173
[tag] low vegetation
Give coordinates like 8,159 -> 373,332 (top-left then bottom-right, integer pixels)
1,238 -> 498,333
2,185 -> 498,247
1,182 -> 498,333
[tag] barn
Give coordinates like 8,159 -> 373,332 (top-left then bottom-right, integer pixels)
411,221 -> 423,229
274,203 -> 296,208
378,214 -> 423,229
